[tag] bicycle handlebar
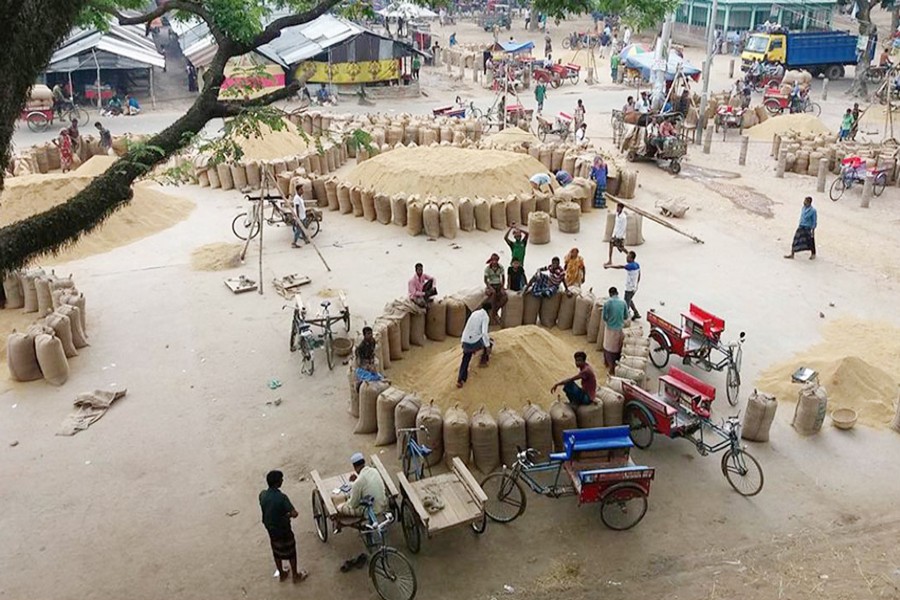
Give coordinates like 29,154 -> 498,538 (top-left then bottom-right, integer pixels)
364,511 -> 395,533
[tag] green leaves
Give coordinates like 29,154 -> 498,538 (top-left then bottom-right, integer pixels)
532,0 -> 677,30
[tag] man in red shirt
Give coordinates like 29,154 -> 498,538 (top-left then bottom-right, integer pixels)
550,351 -> 597,406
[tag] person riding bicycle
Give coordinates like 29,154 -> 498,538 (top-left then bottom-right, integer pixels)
51,83 -> 72,117
789,82 -> 803,114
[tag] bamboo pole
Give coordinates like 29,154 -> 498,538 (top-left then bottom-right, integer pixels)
604,192 -> 704,244
269,172 -> 332,272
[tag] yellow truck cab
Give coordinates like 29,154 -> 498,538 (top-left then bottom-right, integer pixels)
741,33 -> 786,69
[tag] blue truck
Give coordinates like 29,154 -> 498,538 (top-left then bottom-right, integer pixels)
741,30 -> 868,79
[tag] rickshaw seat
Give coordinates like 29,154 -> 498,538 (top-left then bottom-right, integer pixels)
660,367 -> 716,404
682,304 -> 725,338
549,426 -> 634,462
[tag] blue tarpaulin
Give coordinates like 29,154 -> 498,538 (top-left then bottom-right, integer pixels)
500,41 -> 535,53
623,52 -> 700,80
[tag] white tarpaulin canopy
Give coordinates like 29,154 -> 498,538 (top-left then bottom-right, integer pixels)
46,23 -> 165,72
376,2 -> 437,19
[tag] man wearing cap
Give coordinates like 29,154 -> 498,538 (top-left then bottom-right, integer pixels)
336,453 -> 387,518
457,301 -> 492,388
483,253 -> 507,325
259,470 -> 308,583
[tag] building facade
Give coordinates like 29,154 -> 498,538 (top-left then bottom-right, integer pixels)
674,0 -> 838,43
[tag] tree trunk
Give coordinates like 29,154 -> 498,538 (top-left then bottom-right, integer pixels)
848,0 -> 876,97
893,4 -> 899,33
0,1 -> 89,191
528,0 -> 539,31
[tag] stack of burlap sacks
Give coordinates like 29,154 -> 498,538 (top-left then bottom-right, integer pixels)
3,269 -> 89,386
705,92 -> 769,130
773,132 -> 899,182
9,134 -> 145,178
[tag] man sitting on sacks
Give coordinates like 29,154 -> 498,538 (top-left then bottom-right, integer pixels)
408,263 -> 437,308
524,257 -> 570,298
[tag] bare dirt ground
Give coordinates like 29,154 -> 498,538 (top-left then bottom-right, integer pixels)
3,14 -> 900,600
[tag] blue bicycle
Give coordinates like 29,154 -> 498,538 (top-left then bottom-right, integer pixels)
397,426 -> 433,481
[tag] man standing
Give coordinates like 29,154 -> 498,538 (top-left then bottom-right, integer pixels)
544,34 -> 552,60
551,351 -> 597,406
412,54 -> 421,80
590,156 -> 608,208
291,184 -> 308,248
504,224 -> 529,269
484,253 -> 507,324
94,122 -> 113,155
605,251 -> 641,320
605,203 -> 628,266
408,263 -> 437,307
601,287 -> 628,372
259,470 -> 308,583
534,81 -> 547,113
784,196 -> 817,260
610,51 -> 620,82
457,301 -> 492,388
574,99 -> 586,131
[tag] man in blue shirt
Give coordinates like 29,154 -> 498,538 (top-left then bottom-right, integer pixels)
601,287 -> 628,372
590,156 -> 608,208
785,196 -> 817,260
605,251 -> 641,320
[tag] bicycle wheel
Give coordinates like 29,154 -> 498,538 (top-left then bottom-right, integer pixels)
66,107 -> 90,124
26,112 -> 49,132
400,498 -> 421,554
763,99 -> 782,116
625,405 -> 654,449
231,212 -> 260,240
299,337 -> 315,376
369,547 -> 417,600
324,329 -> 335,371
538,127 -> 548,143
480,472 -> 527,523
290,316 -> 300,352
306,217 -> 321,238
829,177 -> 846,201
648,335 -> 670,369
402,448 -> 429,481
721,449 -> 764,496
726,365 -> 740,406
599,483 -> 648,530
562,37 -> 571,49
311,489 -> 328,542
806,102 -> 821,117
873,173 -> 887,197
469,107 -> 483,120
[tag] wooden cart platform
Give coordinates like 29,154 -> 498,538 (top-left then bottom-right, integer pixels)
396,457 -> 487,553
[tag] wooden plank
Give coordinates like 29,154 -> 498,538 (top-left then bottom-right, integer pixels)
310,470 -> 337,517
338,290 -> 348,312
427,479 -> 481,533
452,457 -> 488,505
370,454 -> 400,500
397,471 -> 430,530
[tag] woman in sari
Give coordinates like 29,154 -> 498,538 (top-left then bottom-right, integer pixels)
564,247 -> 585,287
53,130 -> 73,172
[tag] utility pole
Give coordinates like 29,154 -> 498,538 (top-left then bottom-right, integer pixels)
652,13 -> 676,111
696,0 -> 719,142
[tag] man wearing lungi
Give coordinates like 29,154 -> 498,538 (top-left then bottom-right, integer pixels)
784,196 -> 817,260
259,470 -> 308,583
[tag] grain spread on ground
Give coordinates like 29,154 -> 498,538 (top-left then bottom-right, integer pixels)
484,128 -> 541,147
388,325 -> 596,415
75,155 -> 119,177
343,146 -> 553,198
756,318 -> 900,427
744,113 -> 832,141
234,119 -> 309,161
190,243 -> 243,271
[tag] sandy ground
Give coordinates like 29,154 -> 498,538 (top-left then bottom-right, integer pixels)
3,13 -> 900,600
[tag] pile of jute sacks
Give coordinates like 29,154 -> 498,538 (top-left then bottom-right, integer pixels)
4,269 -> 89,386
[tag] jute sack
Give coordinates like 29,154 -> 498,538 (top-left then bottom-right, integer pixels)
206,160 -> 221,187
505,195 -> 522,226
557,201 -> 581,233
398,311 -> 411,351
356,380 -> 390,434
576,400 -> 605,428
458,197 -> 475,231
35,277 -> 53,315
394,393 -> 422,457
539,293 -> 562,328
375,193 -> 392,224
623,324 -> 644,339
557,290 -> 578,330
348,364 -> 360,417
572,291 -> 594,335
349,185 -> 364,217
387,319 -> 403,360
337,182 -> 353,214
375,386 -> 407,445
498,407 -> 526,469
520,194 -> 536,224
425,299 -> 447,341
599,387 -> 625,426
391,194 -> 408,226
410,311 -> 426,346
741,389 -> 777,442
471,406 -> 500,473
615,364 -> 647,389
439,202 -> 459,239
523,402 -> 553,461
35,333 -> 69,386
407,201 -> 424,236
502,291 -> 524,328
246,160 -> 262,188
619,356 -> 648,371
443,404 -> 471,466
423,202 -> 441,238
362,190 -> 377,221
522,292 -> 541,325
473,197 -> 491,231
622,343 -> 649,358
528,211 -> 551,245
310,176 -> 326,204
792,383 -> 828,435
2,272 -> 24,309
445,297 -> 467,337
534,190 -> 551,213
325,178 -> 339,210
61,292 -> 87,332
7,331 -> 42,382
44,313 -> 77,358
21,270 -> 45,313
586,299 -> 604,343
549,399 -> 577,451
374,322 -> 391,370
490,197 -> 508,230
416,400 -> 444,466
605,376 -> 630,395
217,163 -> 235,190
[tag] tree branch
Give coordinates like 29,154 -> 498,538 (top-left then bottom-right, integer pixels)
213,81 -> 302,118
99,0 -> 225,43
246,0 -> 344,50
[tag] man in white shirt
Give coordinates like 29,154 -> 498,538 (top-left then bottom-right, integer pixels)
336,453 -> 387,517
457,301 -> 492,388
605,203 -> 628,266
636,91 -> 650,114
291,184 -> 308,248
605,250 -> 641,320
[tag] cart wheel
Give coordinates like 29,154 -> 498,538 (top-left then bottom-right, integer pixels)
231,212 -> 260,240
306,217 -> 321,239
721,449 -> 764,496
571,72 -> 580,85
600,483 -> 649,530
300,336 -> 315,376
625,405 -> 654,449
626,150 -> 637,162
538,127 -> 548,143
480,472 -> 527,523
400,498 -> 421,554
669,160 -> 681,175
471,511 -> 487,534
874,172 -> 887,197
562,38 -> 571,49
829,177 -> 846,201
648,334 -> 670,369
726,365 -> 740,406
369,547 -> 418,600
550,78 -> 561,89
311,489 -> 328,543
763,99 -> 782,116
26,111 -> 49,132
806,102 -> 821,117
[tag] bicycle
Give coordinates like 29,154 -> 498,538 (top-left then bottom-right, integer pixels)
286,293 -> 350,376
25,103 -> 90,133
232,194 -> 321,241
397,426 -> 433,481
359,501 -> 417,600
829,164 -> 888,201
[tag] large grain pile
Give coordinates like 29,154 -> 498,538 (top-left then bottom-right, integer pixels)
76,155 -> 119,177
235,119 -> 309,161
389,325 -> 592,415
484,128 -> 541,148
745,113 -> 831,141
756,318 -> 900,427
190,243 -> 243,271
344,146 -> 551,198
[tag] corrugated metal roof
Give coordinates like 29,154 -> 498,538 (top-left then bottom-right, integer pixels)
48,21 -> 165,70
262,15 -> 364,66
